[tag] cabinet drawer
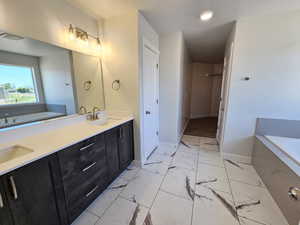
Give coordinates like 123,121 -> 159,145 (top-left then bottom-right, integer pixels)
67,171 -> 108,222
58,135 -> 105,180
63,156 -> 107,200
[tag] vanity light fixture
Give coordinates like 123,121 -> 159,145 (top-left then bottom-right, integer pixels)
200,10 -> 214,21
96,37 -> 102,51
68,24 -> 101,50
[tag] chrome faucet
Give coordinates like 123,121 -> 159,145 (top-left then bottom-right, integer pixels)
3,113 -> 9,124
79,106 -> 87,115
92,107 -> 100,120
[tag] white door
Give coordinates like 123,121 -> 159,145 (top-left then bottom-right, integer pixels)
217,42 -> 234,144
142,43 -> 159,159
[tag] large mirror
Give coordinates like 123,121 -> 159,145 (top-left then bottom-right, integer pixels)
0,31 -> 105,129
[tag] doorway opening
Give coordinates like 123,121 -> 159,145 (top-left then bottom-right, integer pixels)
184,63 -> 224,139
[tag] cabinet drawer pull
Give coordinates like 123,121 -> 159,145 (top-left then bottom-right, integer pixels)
9,176 -> 18,200
80,143 -> 95,151
86,185 -> 98,198
82,162 -> 97,172
0,193 -> 4,208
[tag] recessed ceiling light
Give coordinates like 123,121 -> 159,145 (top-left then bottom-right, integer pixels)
200,10 -> 214,21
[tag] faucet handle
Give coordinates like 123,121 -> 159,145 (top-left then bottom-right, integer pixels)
79,106 -> 87,115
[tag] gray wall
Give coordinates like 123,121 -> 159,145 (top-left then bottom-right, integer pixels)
256,118 -> 300,139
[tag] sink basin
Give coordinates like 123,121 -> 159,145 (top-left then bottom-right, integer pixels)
87,118 -> 108,126
0,145 -> 34,164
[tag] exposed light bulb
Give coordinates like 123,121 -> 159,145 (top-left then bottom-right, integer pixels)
69,24 -> 76,40
96,38 -> 102,51
200,10 -> 214,21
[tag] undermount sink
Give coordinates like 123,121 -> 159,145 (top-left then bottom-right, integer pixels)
0,145 -> 34,164
87,116 -> 122,126
87,118 -> 108,126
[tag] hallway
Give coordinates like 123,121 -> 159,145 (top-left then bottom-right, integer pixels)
72,135 -> 288,225
184,117 -> 218,138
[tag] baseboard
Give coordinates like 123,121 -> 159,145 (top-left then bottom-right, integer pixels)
190,114 -> 219,119
221,152 -> 252,164
132,159 -> 142,167
190,114 -> 210,119
179,119 -> 190,140
159,141 -> 179,149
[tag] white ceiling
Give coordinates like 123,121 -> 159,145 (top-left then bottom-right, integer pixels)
0,33 -> 69,57
67,0 -> 300,63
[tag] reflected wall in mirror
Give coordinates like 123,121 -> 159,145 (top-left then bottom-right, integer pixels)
72,51 -> 105,113
0,31 -> 105,129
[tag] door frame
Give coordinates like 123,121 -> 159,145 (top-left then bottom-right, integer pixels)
140,37 -> 160,163
217,41 -> 234,150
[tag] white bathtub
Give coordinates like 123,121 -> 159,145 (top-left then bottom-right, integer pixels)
265,135 -> 300,166
0,112 -> 65,129
257,135 -> 300,176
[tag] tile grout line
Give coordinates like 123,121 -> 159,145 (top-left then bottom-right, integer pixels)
189,138 -> 200,225
223,158 -> 242,225
91,169 -> 140,225
146,144 -> 180,216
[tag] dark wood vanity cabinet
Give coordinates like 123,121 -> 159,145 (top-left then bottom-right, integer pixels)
0,120 -> 134,225
0,156 -> 64,225
118,121 -> 134,170
105,121 -> 134,183
57,120 -> 134,223
57,133 -> 109,223
105,127 -> 122,183
0,180 -> 14,225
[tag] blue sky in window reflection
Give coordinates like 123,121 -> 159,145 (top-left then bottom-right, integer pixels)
0,64 -> 34,88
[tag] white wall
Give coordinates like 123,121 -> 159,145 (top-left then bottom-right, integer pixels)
102,11 -> 140,161
71,51 -> 104,112
178,37 -> 192,141
222,10 -> 300,161
0,0 -> 99,56
159,31 -> 191,145
40,51 -> 76,115
190,63 -> 223,119
103,11 -> 159,165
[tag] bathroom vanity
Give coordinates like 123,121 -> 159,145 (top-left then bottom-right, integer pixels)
0,117 -> 134,225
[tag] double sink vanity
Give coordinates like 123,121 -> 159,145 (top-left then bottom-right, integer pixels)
0,114 -> 134,225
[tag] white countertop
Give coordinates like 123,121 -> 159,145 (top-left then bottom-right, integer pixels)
0,115 -> 133,176
265,135 -> 300,166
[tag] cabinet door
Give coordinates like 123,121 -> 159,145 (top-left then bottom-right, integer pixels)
0,179 -> 13,225
105,128 -> 120,183
119,121 -> 134,170
4,156 -> 62,225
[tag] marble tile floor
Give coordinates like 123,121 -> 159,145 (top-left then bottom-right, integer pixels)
72,135 -> 289,225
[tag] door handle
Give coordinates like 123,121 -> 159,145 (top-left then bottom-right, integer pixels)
288,187 -> 300,200
0,192 -> 4,208
145,111 -> 151,115
9,176 -> 18,200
